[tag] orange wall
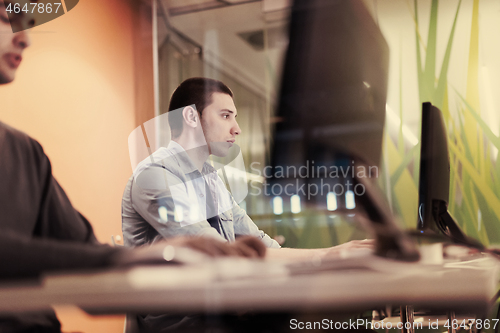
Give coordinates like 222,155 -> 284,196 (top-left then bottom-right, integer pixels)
0,0 -> 154,331
0,0 -> 151,242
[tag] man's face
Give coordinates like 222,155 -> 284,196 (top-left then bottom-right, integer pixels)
200,92 -> 241,157
0,0 -> 34,84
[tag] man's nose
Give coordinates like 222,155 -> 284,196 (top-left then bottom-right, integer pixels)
232,121 -> 242,136
14,29 -> 31,49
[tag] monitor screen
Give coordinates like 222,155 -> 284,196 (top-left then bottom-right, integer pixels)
275,0 -> 389,174
270,0 -> 419,261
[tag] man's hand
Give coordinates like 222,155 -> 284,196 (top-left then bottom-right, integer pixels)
322,239 -> 374,259
167,235 -> 266,258
266,239 -> 374,261
113,236 -> 266,267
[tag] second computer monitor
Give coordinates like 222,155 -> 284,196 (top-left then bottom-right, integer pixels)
417,102 -> 467,243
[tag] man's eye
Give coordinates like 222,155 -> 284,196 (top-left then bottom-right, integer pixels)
223,114 -> 229,119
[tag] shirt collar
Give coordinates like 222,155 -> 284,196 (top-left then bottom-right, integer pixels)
167,141 -> 217,175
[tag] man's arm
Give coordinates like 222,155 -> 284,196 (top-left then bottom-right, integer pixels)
0,134 -> 122,280
0,229 -> 121,280
0,230 -> 268,280
230,197 -> 372,256
266,239 -> 373,261
231,198 -> 281,248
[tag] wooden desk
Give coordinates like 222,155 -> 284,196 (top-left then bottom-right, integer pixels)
0,255 -> 497,316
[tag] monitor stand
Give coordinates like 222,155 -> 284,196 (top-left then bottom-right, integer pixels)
418,200 -> 485,251
353,160 -> 420,262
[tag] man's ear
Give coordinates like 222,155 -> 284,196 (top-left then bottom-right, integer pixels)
182,106 -> 198,128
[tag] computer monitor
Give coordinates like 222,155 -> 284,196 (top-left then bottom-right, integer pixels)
271,0 -> 419,261
417,102 -> 468,244
276,0 -> 387,170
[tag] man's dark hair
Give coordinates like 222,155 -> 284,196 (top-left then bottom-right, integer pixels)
168,77 -> 233,137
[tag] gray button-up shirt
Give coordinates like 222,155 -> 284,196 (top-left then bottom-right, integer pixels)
122,141 -> 280,248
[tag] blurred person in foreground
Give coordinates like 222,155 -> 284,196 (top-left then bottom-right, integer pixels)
0,1 -> 265,332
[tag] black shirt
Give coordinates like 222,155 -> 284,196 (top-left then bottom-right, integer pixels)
0,121 -> 121,332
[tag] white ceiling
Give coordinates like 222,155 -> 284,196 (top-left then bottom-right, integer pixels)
159,0 -> 290,97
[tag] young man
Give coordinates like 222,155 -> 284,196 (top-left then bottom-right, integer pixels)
122,78 -> 280,249
122,77 -> 372,261
0,2 -> 264,332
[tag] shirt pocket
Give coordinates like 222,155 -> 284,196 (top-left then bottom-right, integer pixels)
219,210 -> 235,241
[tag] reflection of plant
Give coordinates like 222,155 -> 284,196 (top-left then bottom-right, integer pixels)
384,0 -> 500,245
